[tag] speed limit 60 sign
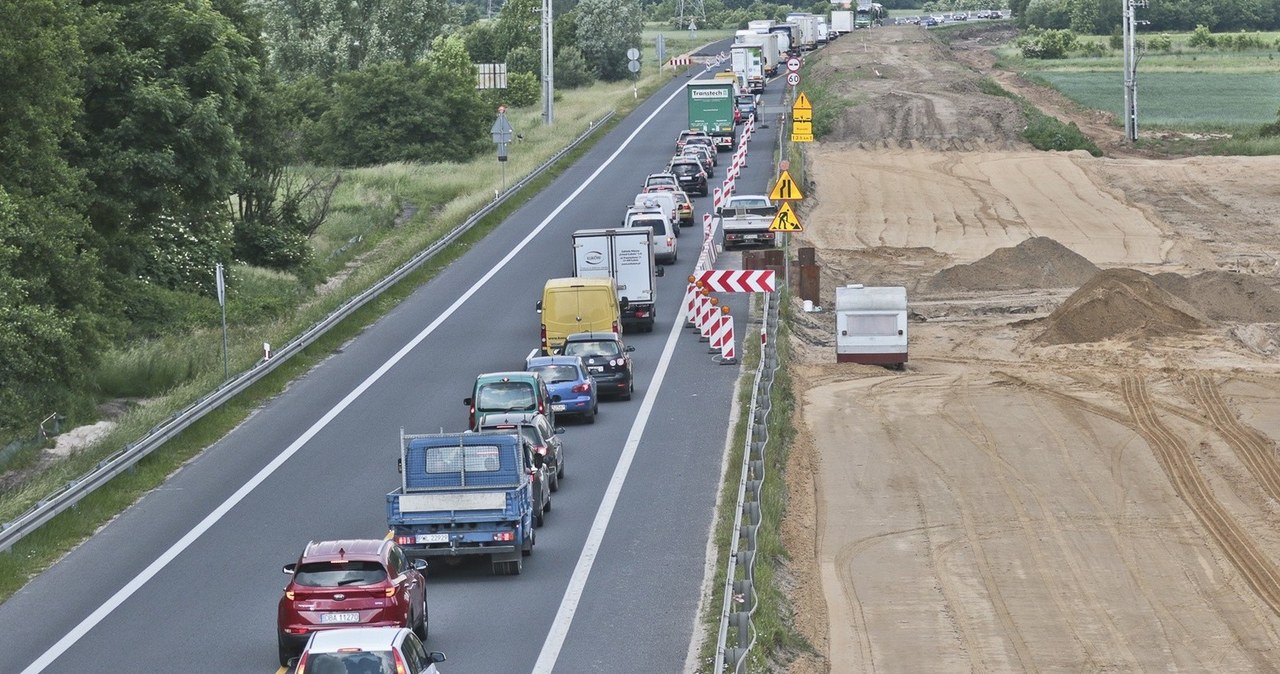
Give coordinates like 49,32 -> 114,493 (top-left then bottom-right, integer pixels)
786,72 -> 801,87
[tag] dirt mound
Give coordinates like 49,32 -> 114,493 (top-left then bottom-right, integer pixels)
928,237 -> 1101,292
1153,270 -> 1280,323
1034,268 -> 1208,345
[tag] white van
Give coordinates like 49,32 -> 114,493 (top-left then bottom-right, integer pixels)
632,193 -> 680,237
623,207 -> 677,264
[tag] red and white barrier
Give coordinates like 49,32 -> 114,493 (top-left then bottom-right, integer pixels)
699,296 -> 716,341
719,315 -> 736,361
713,186 -> 724,210
683,282 -> 699,326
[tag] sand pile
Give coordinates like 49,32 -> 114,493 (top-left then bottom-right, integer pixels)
1153,271 -> 1280,323
1034,268 -> 1208,345
928,237 -> 1101,292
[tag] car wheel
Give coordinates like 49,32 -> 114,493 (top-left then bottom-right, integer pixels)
621,382 -> 633,401
584,407 -> 596,424
545,493 -> 552,513
535,502 -> 545,527
558,455 -> 565,479
523,528 -> 535,556
414,598 -> 429,641
277,634 -> 293,668
550,467 -> 559,492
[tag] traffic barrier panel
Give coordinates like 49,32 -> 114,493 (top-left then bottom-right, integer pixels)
683,282 -> 698,325
719,315 -> 736,361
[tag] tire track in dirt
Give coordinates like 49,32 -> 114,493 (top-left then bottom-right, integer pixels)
1184,374 -> 1280,504
1120,374 -> 1280,618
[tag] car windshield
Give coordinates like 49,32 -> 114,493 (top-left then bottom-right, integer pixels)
303,651 -> 395,674
477,381 -> 536,411
563,340 -> 621,358
531,364 -> 579,384
294,560 -> 387,587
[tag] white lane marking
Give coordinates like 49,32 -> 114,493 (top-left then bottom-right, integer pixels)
19,79 -> 693,674
531,286 -> 691,674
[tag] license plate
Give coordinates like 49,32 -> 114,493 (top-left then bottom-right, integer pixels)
415,533 -> 448,544
320,612 -> 359,624
589,366 -> 604,373
744,234 -> 759,239
552,404 -> 566,412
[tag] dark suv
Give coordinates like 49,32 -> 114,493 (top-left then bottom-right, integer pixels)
667,158 -> 709,197
277,539 -> 429,666
557,332 -> 635,400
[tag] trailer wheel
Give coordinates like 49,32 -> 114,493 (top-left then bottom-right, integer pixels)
523,528 -> 535,557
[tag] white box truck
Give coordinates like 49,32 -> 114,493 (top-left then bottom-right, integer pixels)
730,44 -> 765,94
572,228 -> 662,332
835,284 -> 908,367
736,31 -> 782,77
831,10 -> 854,33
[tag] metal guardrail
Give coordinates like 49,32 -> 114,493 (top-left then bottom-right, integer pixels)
0,111 -> 616,554
715,290 -> 781,672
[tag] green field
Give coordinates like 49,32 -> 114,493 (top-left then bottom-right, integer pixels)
1032,71 -> 1280,129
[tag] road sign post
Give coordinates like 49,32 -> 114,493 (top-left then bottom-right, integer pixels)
491,106 -> 515,192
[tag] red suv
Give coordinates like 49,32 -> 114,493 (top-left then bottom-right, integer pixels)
277,539 -> 429,667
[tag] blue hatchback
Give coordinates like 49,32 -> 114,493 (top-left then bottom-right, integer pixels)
527,355 -> 599,424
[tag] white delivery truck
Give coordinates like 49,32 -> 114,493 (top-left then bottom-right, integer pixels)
730,44 -> 765,94
736,31 -> 782,77
747,19 -> 775,33
834,284 -> 908,367
572,228 -> 663,332
831,10 -> 854,33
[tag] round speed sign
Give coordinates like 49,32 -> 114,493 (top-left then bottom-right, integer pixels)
786,71 -> 801,86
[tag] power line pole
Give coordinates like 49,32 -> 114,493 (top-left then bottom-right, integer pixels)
1122,0 -> 1147,142
541,0 -> 554,125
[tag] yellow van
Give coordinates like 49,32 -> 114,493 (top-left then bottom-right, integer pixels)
537,277 -> 624,355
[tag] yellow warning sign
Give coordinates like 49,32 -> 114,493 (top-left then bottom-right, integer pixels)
769,170 -> 804,201
791,120 -> 813,143
791,132 -> 814,143
793,92 -> 813,122
769,202 -> 804,232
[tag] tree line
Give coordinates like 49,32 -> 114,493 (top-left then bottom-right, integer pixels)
0,0 -> 642,436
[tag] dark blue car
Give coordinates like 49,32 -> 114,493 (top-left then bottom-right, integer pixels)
527,355 -> 599,424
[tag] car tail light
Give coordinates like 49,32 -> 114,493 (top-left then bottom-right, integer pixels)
395,535 -> 414,546
612,320 -> 619,334
286,626 -> 310,635
534,445 -> 547,455
286,590 -> 296,600
385,586 -> 397,598
295,651 -> 309,674
667,236 -> 674,248
540,324 -> 548,351
572,381 -> 591,393
393,650 -> 409,674
493,531 -> 514,542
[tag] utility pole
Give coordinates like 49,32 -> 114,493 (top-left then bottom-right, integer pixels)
541,0 -> 554,125
1122,0 -> 1147,142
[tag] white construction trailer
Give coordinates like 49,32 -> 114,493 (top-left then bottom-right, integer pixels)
835,284 -> 908,366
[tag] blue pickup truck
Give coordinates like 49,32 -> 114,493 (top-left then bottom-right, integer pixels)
388,431 -> 537,575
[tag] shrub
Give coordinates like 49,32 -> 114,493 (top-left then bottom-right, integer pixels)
1017,28 -> 1078,59
555,46 -> 597,89
1148,34 -> 1172,52
1188,24 -> 1216,48
500,71 -> 540,108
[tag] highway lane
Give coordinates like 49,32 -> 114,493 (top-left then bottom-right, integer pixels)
0,50 -> 784,674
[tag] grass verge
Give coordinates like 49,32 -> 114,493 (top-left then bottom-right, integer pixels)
977,78 -> 1104,156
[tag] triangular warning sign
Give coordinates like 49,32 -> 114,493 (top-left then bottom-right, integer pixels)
769,202 -> 803,232
793,92 -> 812,112
769,170 -> 804,201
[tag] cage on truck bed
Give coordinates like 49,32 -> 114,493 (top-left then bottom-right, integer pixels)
388,431 -> 536,575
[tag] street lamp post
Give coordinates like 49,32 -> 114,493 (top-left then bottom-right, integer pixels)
541,0 -> 554,125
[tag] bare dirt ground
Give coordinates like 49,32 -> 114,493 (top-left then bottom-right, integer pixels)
783,25 -> 1280,673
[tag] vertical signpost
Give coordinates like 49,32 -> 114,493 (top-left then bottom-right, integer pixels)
491,106 -> 514,193
215,263 -> 228,380
627,47 -> 641,98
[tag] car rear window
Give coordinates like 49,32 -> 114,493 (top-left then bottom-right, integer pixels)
563,340 -> 621,358
671,163 -> 700,176
304,651 -> 394,674
629,217 -> 666,235
294,560 -> 387,587
476,381 -> 536,412
531,364 -> 579,383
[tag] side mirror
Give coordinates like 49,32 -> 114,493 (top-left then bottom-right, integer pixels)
715,207 -> 723,216
555,426 -> 566,435
282,563 -> 297,575
463,397 -> 473,407
413,559 -> 428,572
655,267 -> 665,277
619,298 -> 630,310
429,652 -> 447,664
535,300 -> 542,313
625,345 -> 636,353
532,453 -> 545,468
396,458 -> 403,474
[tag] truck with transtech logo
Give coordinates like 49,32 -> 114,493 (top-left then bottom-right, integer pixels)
572,228 -> 661,332
388,431 -> 537,576
686,80 -> 737,151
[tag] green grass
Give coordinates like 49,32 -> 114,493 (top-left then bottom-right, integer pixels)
978,78 -> 1104,155
1029,71 -> 1280,129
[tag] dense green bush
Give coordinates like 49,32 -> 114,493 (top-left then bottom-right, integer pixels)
1148,34 -> 1173,51
1017,28 -> 1079,58
1188,24 -> 1217,48
555,46 -> 597,89
501,71 -> 541,108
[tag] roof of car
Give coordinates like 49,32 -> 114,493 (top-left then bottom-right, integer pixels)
300,539 -> 387,563
527,355 -> 584,369
478,411 -> 547,428
305,626 -> 406,653
475,371 -> 540,383
564,331 -> 623,342
726,194 -> 771,203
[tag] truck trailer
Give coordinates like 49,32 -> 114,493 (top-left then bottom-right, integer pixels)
572,227 -> 661,332
834,284 -> 908,366
730,44 -> 765,94
831,10 -> 854,33
686,80 -> 737,151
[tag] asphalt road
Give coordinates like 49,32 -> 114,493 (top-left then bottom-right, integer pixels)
0,51 -> 787,674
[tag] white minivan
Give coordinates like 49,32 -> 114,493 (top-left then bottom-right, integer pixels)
623,207 -> 677,264
632,193 -> 680,238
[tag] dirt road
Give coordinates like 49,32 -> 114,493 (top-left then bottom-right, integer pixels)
784,25 -> 1280,673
